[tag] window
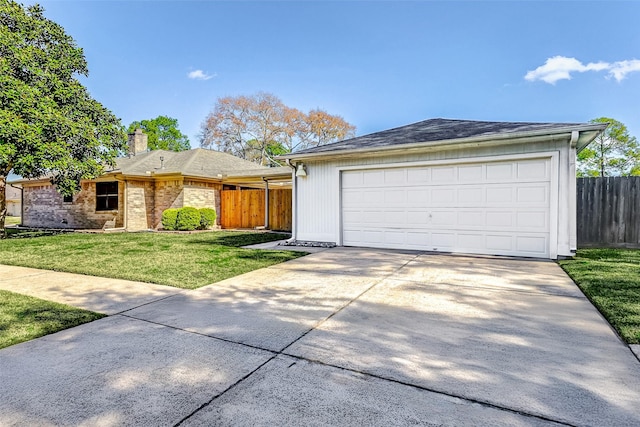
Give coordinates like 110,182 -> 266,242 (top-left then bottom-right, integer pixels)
63,195 -> 73,203
96,182 -> 118,211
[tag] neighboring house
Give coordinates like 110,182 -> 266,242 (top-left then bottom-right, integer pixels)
5,184 -> 21,217
11,129 -> 291,231
280,118 -> 607,259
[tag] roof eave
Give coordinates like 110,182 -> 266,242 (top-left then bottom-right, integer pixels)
278,123 -> 608,162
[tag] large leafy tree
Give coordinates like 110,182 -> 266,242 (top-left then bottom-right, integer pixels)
0,1 -> 125,238
199,92 -> 355,166
127,115 -> 190,152
578,117 -> 639,177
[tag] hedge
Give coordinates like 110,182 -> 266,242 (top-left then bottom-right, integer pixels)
161,208 -> 179,231
176,207 -> 201,231
199,208 -> 217,230
161,207 -> 218,231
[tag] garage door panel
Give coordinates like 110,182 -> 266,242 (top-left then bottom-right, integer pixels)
486,211 -> 513,227
486,235 -> 513,251
384,230 -> 407,245
516,211 -> 547,229
486,187 -> 514,204
362,210 -> 386,224
457,187 -> 484,204
431,211 -> 456,226
431,167 -> 456,183
406,211 -> 429,225
341,190 -> 362,207
384,189 -> 406,204
341,158 -> 552,258
517,159 -> 549,180
431,188 -> 456,204
458,211 -> 485,227
384,169 -> 405,184
486,163 -> 514,180
406,231 -> 431,246
407,168 -> 430,184
342,171 -> 364,187
516,186 -> 548,204
384,210 -> 406,225
516,236 -> 548,255
343,210 -> 362,223
432,232 -> 456,249
363,170 -> 385,185
407,189 -> 430,204
457,164 -> 483,182
362,230 -> 384,243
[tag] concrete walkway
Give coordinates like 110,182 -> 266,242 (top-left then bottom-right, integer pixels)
1,249 -> 639,426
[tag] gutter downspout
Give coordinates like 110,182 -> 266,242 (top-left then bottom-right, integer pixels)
263,178 -> 269,230
569,130 -> 579,253
285,159 -> 297,242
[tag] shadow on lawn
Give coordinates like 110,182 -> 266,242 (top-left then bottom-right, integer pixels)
184,232 -> 291,248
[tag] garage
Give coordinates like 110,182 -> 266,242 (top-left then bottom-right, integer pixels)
341,157 -> 555,258
281,118 -> 606,259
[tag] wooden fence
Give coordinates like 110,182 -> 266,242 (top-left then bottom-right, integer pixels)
577,177 -> 640,248
220,189 -> 292,232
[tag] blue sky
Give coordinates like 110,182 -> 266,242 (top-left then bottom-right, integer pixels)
24,1 -> 640,147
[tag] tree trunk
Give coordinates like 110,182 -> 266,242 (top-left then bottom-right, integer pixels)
0,175 -> 7,239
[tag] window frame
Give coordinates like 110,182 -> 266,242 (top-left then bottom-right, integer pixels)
95,181 -> 119,211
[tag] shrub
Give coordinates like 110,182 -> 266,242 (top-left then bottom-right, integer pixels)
176,207 -> 201,231
199,208 -> 217,230
161,208 -> 179,231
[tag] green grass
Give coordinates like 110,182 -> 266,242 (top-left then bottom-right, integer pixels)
558,248 -> 640,344
4,216 -> 20,226
0,289 -> 105,349
0,231 -> 305,289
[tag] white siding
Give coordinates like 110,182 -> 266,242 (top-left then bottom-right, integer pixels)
294,139 -> 575,258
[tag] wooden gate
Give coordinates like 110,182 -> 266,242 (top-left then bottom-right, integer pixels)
220,189 -> 292,232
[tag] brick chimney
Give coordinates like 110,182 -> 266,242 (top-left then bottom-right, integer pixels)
127,128 -> 148,156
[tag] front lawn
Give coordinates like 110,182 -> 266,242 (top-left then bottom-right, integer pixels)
0,231 -> 304,289
0,290 -> 105,349
558,248 -> 640,344
4,216 -> 20,226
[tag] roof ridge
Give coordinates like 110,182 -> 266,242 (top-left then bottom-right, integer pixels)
114,150 -> 156,171
175,149 -> 201,172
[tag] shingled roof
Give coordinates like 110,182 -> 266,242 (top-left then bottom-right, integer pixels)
285,118 -> 606,158
110,148 -> 271,178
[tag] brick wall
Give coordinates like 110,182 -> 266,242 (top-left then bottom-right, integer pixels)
153,179 -> 184,229
23,181 -> 124,229
22,177 -> 222,230
183,180 -> 222,226
125,180 -> 155,231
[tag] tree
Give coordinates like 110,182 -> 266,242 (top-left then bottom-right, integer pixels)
303,108 -> 356,146
127,115 -> 190,152
0,1 -> 125,238
578,117 -> 640,177
199,92 -> 355,166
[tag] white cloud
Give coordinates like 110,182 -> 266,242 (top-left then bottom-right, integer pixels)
608,60 -> 640,82
525,56 -> 609,84
525,56 -> 640,84
187,69 -> 216,81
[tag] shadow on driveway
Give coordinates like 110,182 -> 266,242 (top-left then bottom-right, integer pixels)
1,248 -> 639,426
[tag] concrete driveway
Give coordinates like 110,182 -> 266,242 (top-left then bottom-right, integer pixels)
1,248 -> 640,426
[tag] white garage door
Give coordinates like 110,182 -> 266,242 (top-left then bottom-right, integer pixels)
341,158 -> 554,258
